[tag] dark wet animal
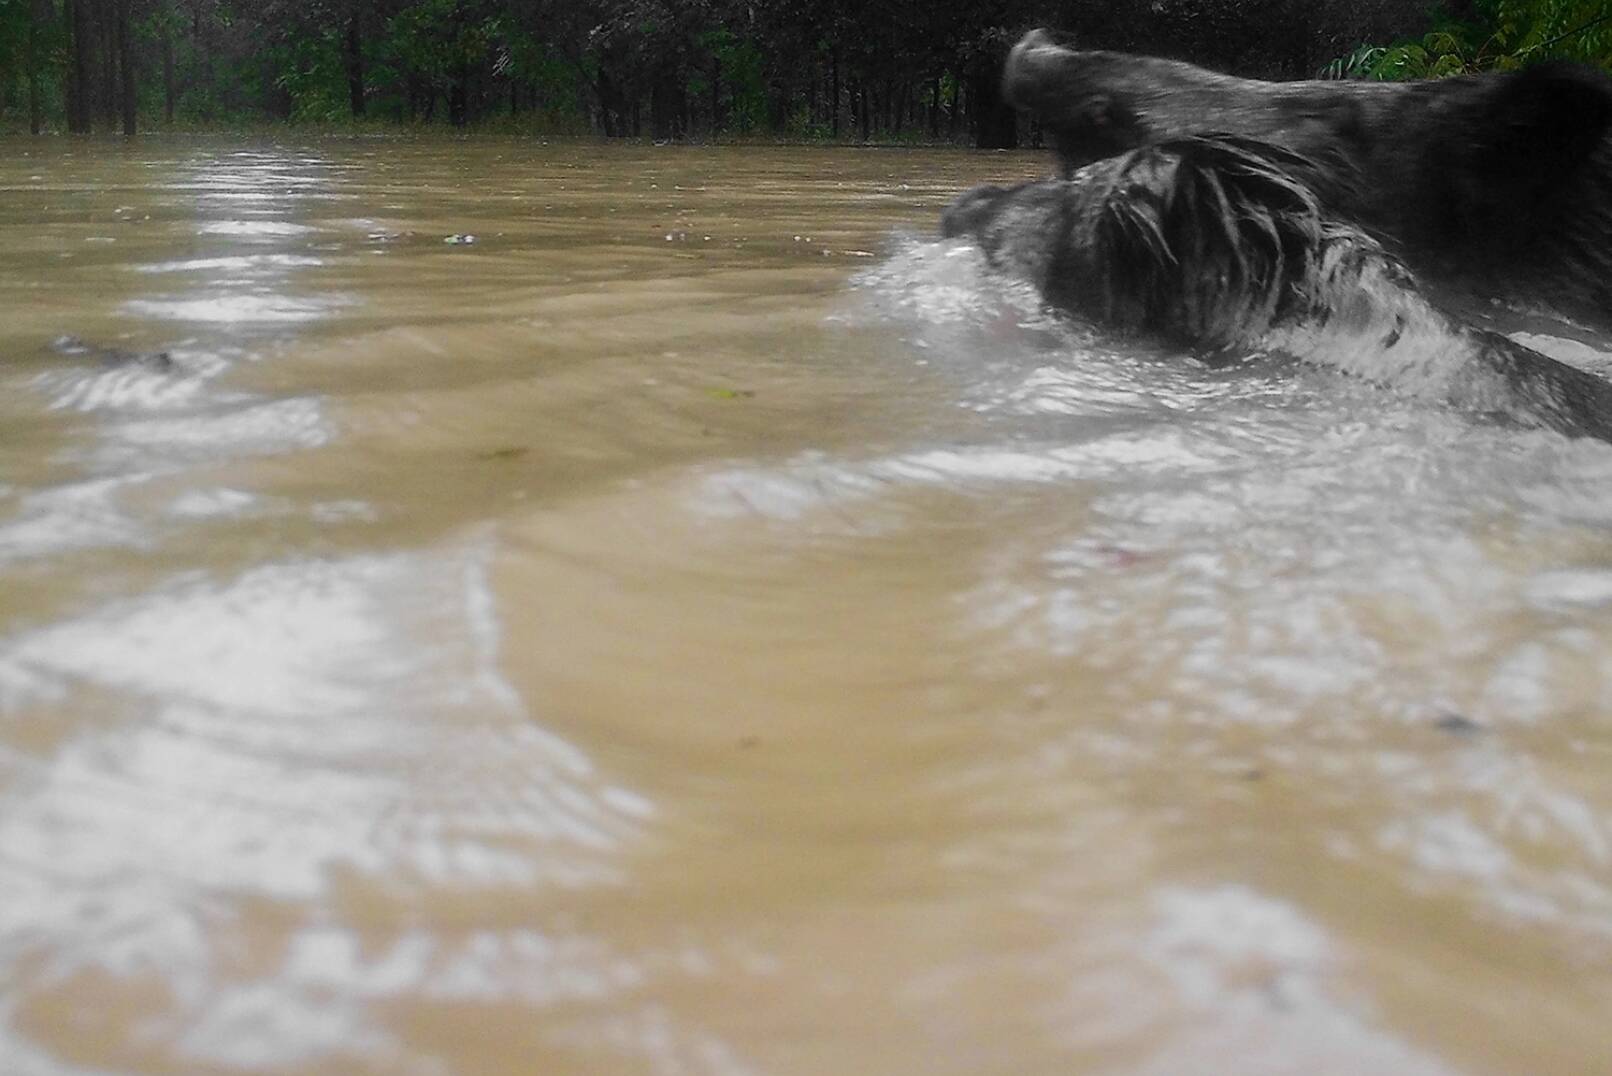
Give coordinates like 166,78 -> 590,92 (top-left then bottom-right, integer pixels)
1001,29 -> 1612,331
941,136 -> 1612,441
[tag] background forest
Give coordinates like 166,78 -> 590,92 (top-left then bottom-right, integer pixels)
0,0 -> 1609,143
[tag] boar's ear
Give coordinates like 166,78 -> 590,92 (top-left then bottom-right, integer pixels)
1052,95 -> 1149,173
1002,28 -> 1073,112
1474,61 -> 1612,184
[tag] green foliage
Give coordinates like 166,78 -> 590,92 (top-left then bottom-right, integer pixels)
1325,0 -> 1612,79
695,27 -> 765,133
388,0 -> 497,89
0,0 -> 30,72
270,33 -> 347,122
0,0 -> 63,130
18,0 -> 1597,138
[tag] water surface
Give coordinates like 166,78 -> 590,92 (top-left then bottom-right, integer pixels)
3,138 -> 1612,1075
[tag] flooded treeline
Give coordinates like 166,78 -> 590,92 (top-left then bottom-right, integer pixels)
0,0 -> 1594,143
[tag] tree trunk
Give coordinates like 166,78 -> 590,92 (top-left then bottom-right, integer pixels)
63,0 -> 83,132
948,68 -> 962,139
74,0 -> 98,133
970,58 -> 1016,150
193,0 -> 214,116
26,0 -> 47,133
345,7 -> 366,117
99,8 -> 117,130
710,55 -> 720,134
595,68 -> 618,135
765,76 -> 788,134
28,67 -> 43,135
116,0 -> 135,135
162,20 -> 175,124
830,51 -> 839,139
650,65 -> 679,139
261,53 -> 287,119
449,68 -> 469,127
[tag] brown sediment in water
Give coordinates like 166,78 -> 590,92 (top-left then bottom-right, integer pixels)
2,138 -> 1612,1075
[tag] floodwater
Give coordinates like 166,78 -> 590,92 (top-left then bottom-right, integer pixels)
2,138 -> 1612,1076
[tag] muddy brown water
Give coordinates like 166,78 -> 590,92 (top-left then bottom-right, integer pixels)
3,138 -> 1612,1075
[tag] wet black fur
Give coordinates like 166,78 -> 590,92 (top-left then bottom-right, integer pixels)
941,136 -> 1612,441
1000,30 -> 1612,331
945,136 -> 1358,350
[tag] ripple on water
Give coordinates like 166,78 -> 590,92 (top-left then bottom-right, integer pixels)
701,237 -> 1612,958
1114,886 -> 1458,1075
0,386 -> 336,562
196,220 -> 319,238
123,293 -> 352,324
33,350 -> 225,414
0,473 -> 156,563
0,542 -> 652,1069
133,253 -> 326,275
88,395 -> 332,461
0,545 -> 647,891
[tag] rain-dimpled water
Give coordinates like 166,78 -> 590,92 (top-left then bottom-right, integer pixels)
3,138 -> 1612,1075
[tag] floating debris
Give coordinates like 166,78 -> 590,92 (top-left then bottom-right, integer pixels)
476,446 -> 530,462
49,335 -> 175,372
1433,712 -> 1485,737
